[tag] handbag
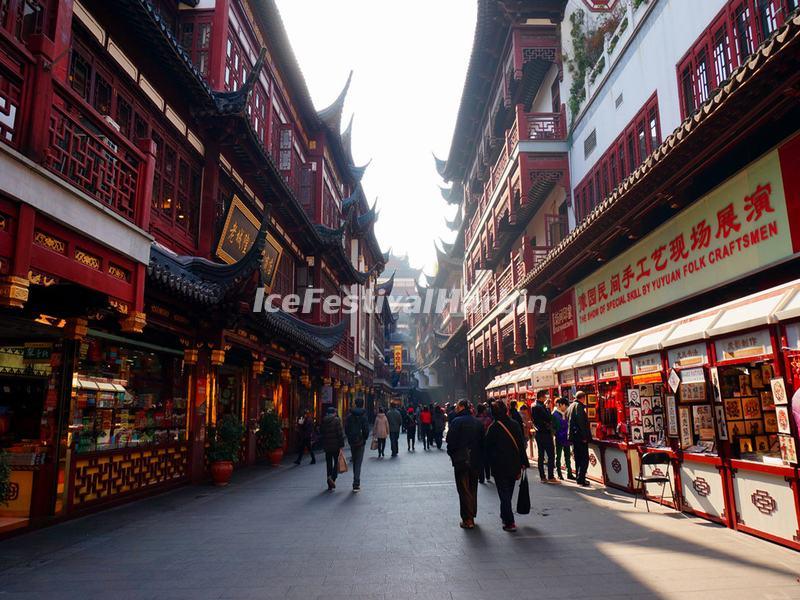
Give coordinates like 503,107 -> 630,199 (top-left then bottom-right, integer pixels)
337,448 -> 348,473
370,437 -> 378,451
516,471 -> 531,515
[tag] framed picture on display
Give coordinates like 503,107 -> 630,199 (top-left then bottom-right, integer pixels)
742,397 -> 762,420
590,422 -> 599,438
627,389 -> 640,405
641,384 -> 654,397
715,406 -> 728,440
692,404 -> 713,435
666,396 -> 678,436
764,412 -> 779,433
710,367 -> 722,403
654,415 -> 664,431
754,435 -> 769,453
629,407 -> 642,425
770,377 -> 788,405
727,421 -> 745,441
587,407 -> 597,419
776,406 -> 792,434
750,368 -> 764,389
630,425 -> 644,443
641,397 -> 653,415
724,398 -> 743,420
768,434 -> 780,453
779,434 -> 797,464
762,364 -> 774,383
643,416 -> 655,433
738,437 -> 755,453
745,420 -> 763,435
679,407 -> 692,448
760,390 -> 775,411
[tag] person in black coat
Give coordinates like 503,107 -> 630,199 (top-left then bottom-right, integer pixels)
531,390 -> 556,482
319,406 -> 344,491
566,391 -> 592,487
404,408 -> 417,452
484,400 -> 530,531
446,399 -> 484,529
294,410 -> 316,465
433,405 -> 446,450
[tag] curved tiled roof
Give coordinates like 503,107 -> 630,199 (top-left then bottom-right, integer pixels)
518,12 -> 800,292
258,310 -> 347,355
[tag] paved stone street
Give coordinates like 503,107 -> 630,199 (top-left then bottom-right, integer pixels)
2,447 -> 800,600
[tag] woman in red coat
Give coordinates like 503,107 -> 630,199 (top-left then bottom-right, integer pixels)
419,406 -> 433,451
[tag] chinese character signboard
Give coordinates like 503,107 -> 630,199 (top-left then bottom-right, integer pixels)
393,344 -> 403,372
557,150 -> 798,343
215,194 -> 283,291
550,289 -> 578,347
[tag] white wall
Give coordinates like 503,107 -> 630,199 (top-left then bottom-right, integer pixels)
564,0 -> 727,192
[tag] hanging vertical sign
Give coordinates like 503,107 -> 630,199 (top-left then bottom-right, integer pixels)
393,345 -> 403,372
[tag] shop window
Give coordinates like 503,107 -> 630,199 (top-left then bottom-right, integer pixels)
676,0 -> 796,120
70,338 -> 187,453
574,93 -> 660,223
151,127 -> 201,234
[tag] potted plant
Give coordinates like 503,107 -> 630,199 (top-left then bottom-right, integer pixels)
257,410 -> 285,466
206,414 -> 245,486
0,449 -> 10,506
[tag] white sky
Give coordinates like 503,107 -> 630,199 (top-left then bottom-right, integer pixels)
275,0 -> 476,276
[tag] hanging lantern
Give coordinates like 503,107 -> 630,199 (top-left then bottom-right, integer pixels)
210,349 -> 225,366
322,376 -> 331,386
332,379 -> 341,390
183,348 -> 199,365
252,360 -> 265,375
280,366 -> 291,382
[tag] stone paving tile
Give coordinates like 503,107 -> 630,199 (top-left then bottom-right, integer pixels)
3,448 -> 800,600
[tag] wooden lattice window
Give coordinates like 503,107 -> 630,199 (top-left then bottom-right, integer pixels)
179,15 -> 212,77
272,253 -> 294,299
224,31 -> 246,92
151,127 -> 201,234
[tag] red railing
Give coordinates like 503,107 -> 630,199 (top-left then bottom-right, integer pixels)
496,263 -> 514,298
517,109 -> 567,142
46,83 -> 144,221
335,334 -> 355,362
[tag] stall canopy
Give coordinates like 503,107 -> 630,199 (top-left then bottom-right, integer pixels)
706,287 -> 793,338
775,286 -> 800,322
627,325 -> 677,356
555,349 -> 583,373
594,336 -> 636,364
574,344 -> 604,368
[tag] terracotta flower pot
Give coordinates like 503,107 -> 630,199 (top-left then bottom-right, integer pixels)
268,448 -> 284,466
210,460 -> 234,486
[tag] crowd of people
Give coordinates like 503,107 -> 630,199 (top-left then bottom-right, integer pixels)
290,391 -> 592,529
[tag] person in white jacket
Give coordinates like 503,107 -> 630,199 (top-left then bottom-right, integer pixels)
373,407 -> 390,458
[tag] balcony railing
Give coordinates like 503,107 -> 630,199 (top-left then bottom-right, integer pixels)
465,109 -> 566,248
47,82 -> 144,222
0,66 -> 21,148
335,334 -> 355,362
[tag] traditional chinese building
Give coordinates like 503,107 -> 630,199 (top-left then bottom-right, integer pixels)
441,0 -> 800,550
0,0 -> 385,534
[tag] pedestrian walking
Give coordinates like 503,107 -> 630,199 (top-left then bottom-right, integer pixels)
446,399 -> 484,529
344,398 -> 370,492
373,407 -> 390,458
419,405 -> 433,450
552,397 -> 574,480
293,410 -> 316,465
566,391 -> 592,486
445,402 -> 456,423
319,406 -> 344,491
519,403 -> 534,457
484,401 -> 529,531
405,408 -> 417,452
433,405 -> 446,450
476,403 -> 493,483
387,403 -> 403,457
531,390 -> 556,482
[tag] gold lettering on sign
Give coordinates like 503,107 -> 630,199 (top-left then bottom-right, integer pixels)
109,299 -> 130,314
34,231 -> 66,254
75,249 -> 101,270
150,305 -> 170,318
28,270 -> 57,287
108,264 -> 130,281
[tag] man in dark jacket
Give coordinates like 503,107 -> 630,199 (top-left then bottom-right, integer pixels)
344,399 -> 370,492
293,410 -> 316,465
509,401 -> 524,431
433,405 -> 446,450
445,399 -> 484,529
566,391 -> 592,487
319,406 -> 344,491
484,401 -> 530,531
387,403 -> 403,458
531,390 -> 556,483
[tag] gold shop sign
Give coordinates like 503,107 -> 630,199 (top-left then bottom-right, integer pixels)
215,194 -> 283,291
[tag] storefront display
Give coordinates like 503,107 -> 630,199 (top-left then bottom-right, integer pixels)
68,337 -> 187,454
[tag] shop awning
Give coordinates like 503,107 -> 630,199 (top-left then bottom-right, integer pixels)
574,344 -> 604,368
485,372 -> 512,390
594,336 -> 636,364
705,289 -> 791,338
774,286 -> 800,322
555,350 -> 582,372
73,379 -> 99,390
627,325 -> 677,356
662,312 -> 720,348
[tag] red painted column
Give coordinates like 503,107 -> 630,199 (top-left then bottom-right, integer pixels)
20,35 -> 55,164
198,147 -> 220,258
208,0 -> 231,91
495,316 -> 504,364
0,204 -> 34,308
134,138 -> 157,232
525,295 -> 536,350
